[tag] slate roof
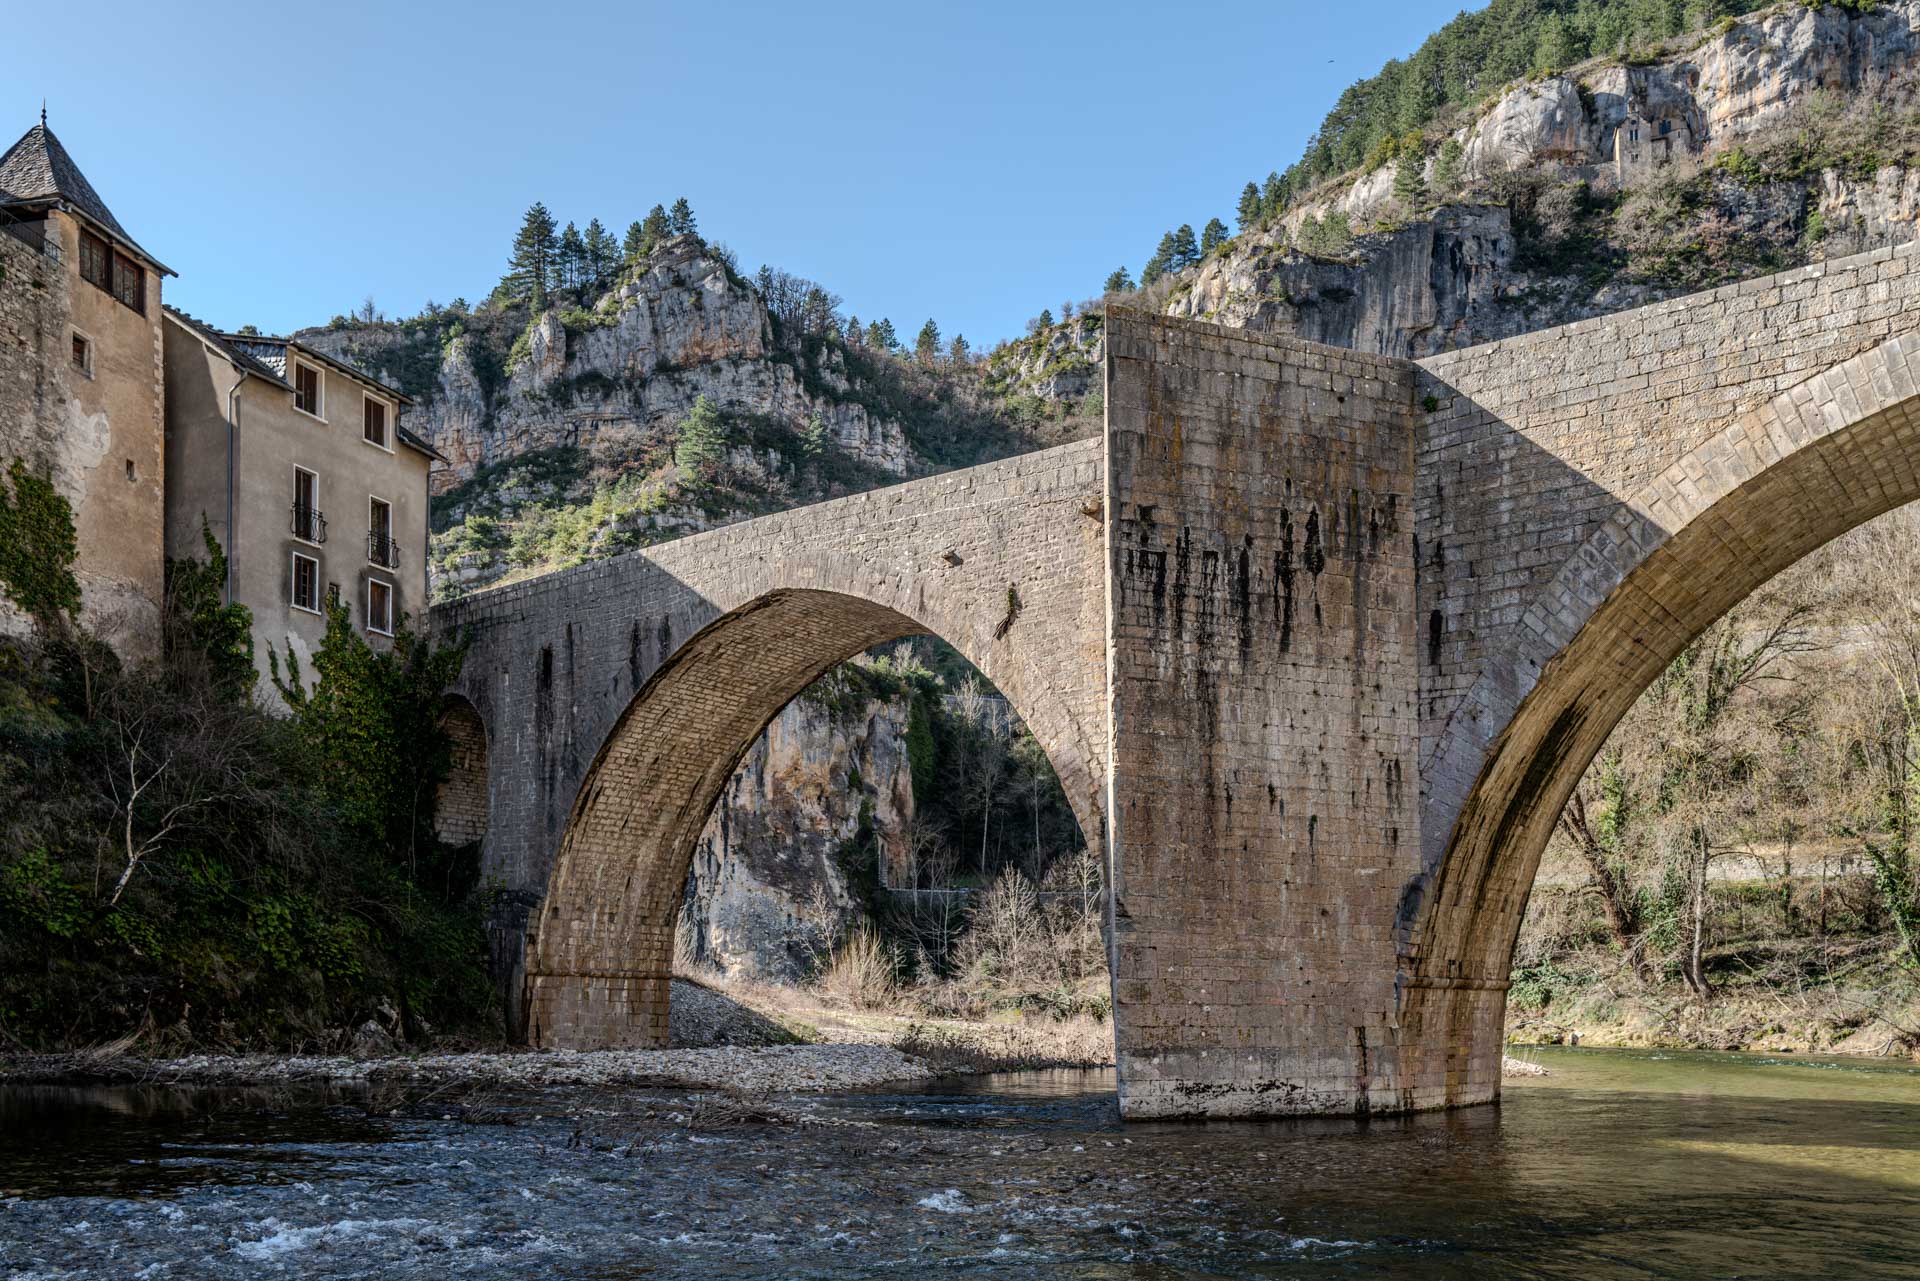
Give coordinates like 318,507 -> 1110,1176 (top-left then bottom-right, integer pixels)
226,338 -> 289,378
0,121 -> 171,274
162,306 -> 294,389
211,332 -> 444,462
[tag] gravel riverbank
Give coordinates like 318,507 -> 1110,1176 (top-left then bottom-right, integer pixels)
0,1043 -> 933,1094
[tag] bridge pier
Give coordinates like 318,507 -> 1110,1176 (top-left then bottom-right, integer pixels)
1103,313 -> 1460,1117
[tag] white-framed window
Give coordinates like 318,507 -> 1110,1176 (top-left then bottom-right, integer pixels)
366,577 -> 394,636
70,329 -> 92,377
294,362 -> 323,418
290,551 -> 321,614
363,395 -> 391,450
292,466 -> 324,544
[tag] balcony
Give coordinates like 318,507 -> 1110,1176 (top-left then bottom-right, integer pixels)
367,531 -> 401,569
290,504 -> 327,544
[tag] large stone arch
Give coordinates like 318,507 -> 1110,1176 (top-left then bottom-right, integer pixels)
1404,335 -> 1920,1042
524,584 -> 1102,1048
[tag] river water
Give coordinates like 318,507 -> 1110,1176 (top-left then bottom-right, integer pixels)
3,1047 -> 1917,1279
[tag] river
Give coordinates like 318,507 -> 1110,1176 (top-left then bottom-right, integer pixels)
3,1046 -> 1917,1278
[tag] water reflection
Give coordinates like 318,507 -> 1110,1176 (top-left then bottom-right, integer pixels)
0,1048 -> 1915,1279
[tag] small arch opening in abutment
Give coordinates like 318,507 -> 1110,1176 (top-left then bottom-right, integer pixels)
524,588 -> 1107,1054
434,695 -> 490,848
1416,385 -> 1920,1048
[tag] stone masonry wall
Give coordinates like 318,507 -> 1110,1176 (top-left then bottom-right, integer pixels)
0,215 -> 166,652
0,226 -> 74,641
1103,310 -> 1426,1118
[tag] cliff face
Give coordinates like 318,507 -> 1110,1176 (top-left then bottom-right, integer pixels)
681,690 -> 916,981
1125,1 -> 1920,363
300,238 -> 912,498
1170,205 -> 1528,358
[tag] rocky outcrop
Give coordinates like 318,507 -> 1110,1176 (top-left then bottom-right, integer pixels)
984,313 -> 1105,402
1170,205 -> 1534,358
681,690 -> 916,981
300,237 -> 914,498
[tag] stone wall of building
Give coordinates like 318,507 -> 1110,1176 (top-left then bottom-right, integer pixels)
0,213 -> 165,651
1103,310 -> 1426,1117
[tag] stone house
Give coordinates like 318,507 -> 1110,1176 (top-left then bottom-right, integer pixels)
161,312 -> 438,698
1614,109 -> 1697,184
0,116 -> 172,652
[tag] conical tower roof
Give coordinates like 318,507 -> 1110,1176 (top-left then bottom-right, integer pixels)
0,118 -> 169,273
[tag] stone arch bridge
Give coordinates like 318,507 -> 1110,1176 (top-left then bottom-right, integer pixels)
431,241 -> 1920,1119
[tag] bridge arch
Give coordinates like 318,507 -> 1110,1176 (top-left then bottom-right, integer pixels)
434,694 -> 491,848
1409,334 -> 1920,1016
521,574 -> 1105,1048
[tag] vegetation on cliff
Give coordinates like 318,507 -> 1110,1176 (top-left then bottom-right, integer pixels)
0,474 -> 491,1051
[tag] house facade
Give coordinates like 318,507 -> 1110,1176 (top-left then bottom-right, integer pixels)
0,117 -> 172,652
162,313 -> 436,697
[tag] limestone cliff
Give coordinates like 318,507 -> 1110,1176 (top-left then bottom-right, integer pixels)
681,688 -> 915,981
301,238 -> 912,499
985,0 -> 1920,395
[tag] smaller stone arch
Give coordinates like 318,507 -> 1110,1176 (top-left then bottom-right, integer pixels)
435,695 -> 490,847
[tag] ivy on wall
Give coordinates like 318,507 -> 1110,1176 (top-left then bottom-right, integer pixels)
0,459 -> 81,626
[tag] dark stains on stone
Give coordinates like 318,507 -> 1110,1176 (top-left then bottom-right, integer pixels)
1234,536 -> 1253,660
1303,508 -> 1326,577
1428,609 -> 1445,667
536,643 -> 556,836
1172,526 -> 1193,641
1273,507 -> 1297,654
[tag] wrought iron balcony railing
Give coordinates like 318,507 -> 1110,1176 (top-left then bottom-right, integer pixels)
367,532 -> 400,569
290,504 -> 327,544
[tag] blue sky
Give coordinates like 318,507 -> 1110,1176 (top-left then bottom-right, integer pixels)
6,0 -> 1472,347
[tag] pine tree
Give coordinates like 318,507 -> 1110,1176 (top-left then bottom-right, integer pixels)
583,219 -> 616,289
1393,151 -> 1428,208
1142,230 -> 1177,285
1237,182 -> 1263,230
668,197 -> 697,238
641,204 -> 672,253
1432,138 -> 1464,199
867,317 -> 898,351
1170,224 -> 1199,270
1037,308 -> 1054,329
673,394 -> 729,482
845,314 -> 864,347
506,202 -> 560,306
1200,217 -> 1229,256
801,412 -> 830,457
1262,171 -> 1286,216
557,222 -> 587,291
948,333 -> 970,365
623,220 -> 645,262
1104,266 -> 1135,293
915,318 -> 941,364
